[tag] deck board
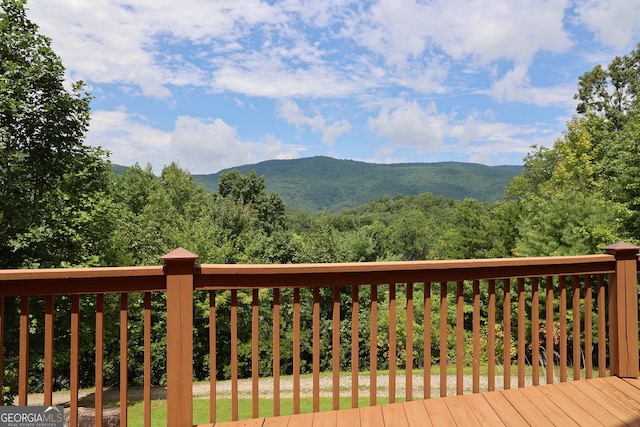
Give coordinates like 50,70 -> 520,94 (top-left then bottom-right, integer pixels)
554,381 -> 623,425
261,416 -> 290,427
420,397 -> 457,425
462,393 -> 507,426
481,390 -> 530,426
334,407 -> 360,426
519,385 -> 581,426
209,376 -> 640,427
401,400 -> 434,426
443,395 -> 483,426
358,405 -> 385,427
380,400 -> 410,426
500,388 -> 556,426
534,381 -> 603,426
571,379 -> 640,424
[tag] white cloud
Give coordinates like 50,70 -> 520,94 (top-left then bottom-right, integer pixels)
86,107 -> 172,169
576,0 -> 640,49
368,101 -> 561,165
27,0 -> 578,104
26,0 -> 277,98
211,57 -> 359,98
169,116 -> 306,174
278,100 -> 351,146
449,111 -> 561,164
87,109 -> 306,174
368,100 -> 451,150
487,62 -> 577,108
350,0 -> 572,66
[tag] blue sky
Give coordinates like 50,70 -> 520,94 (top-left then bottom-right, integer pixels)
26,0 -> 640,174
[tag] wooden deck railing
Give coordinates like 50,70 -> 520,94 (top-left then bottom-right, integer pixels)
0,243 -> 638,427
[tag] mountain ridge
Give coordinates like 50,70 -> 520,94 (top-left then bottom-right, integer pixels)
192,156 -> 522,212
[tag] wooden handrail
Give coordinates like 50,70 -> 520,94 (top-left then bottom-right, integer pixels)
194,254 -> 615,289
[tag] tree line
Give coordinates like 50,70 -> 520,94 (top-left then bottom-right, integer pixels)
2,0 -> 640,399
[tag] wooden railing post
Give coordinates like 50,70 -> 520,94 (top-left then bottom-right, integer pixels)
604,242 -> 640,378
162,248 -> 198,426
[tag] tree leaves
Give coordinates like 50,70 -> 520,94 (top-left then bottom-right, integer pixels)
0,0 -> 112,268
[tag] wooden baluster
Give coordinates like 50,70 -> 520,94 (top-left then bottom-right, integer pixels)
19,296 -> 28,405
439,282 -> 447,397
572,275 -> 581,380
389,284 -> 397,403
95,294 -> 104,427
597,275 -> 606,377
209,291 -> 217,423
517,278 -> 525,388
71,295 -> 80,427
488,280 -> 496,391
531,278 -> 540,386
293,287 -> 301,414
120,293 -> 128,427
406,283 -> 413,402
273,288 -> 281,416
370,284 -> 378,406
456,281 -> 464,395
503,279 -> 511,390
351,285 -> 359,408
313,287 -> 320,412
584,276 -> 593,379
472,280 -> 480,394
253,289 -> 260,418
424,282 -> 431,399
144,292 -> 151,427
333,286 -> 341,410
545,276 -> 554,384
559,276 -> 567,382
231,290 -> 238,421
44,295 -> 54,406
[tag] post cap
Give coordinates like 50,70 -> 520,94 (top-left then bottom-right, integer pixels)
161,247 -> 199,264
604,242 -> 640,258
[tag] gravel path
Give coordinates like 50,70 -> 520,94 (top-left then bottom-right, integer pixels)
200,373 -> 536,399
29,372 -> 541,406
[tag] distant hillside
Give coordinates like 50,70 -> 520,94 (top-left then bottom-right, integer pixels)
194,156 -> 522,213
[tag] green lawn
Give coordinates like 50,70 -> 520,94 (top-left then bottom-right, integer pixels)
127,396 -> 396,426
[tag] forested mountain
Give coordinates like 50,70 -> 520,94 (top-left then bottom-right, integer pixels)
194,156 -> 522,212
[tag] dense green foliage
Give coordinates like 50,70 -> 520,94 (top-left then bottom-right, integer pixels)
196,157 -> 522,212
3,0 -> 640,401
0,0 -> 114,269
508,43 -> 640,255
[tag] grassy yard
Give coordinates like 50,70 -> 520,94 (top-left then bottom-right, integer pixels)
128,396 -> 395,427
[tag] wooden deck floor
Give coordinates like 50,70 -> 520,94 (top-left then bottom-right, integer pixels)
210,376 -> 640,426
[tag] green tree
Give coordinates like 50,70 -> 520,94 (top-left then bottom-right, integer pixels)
515,188 -> 620,256
0,0 -> 117,402
432,199 -> 518,259
218,170 -> 286,235
575,43 -> 640,132
611,108 -> 640,239
0,0 -> 114,268
387,209 -> 431,261
111,163 -> 224,265
507,45 -> 640,252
